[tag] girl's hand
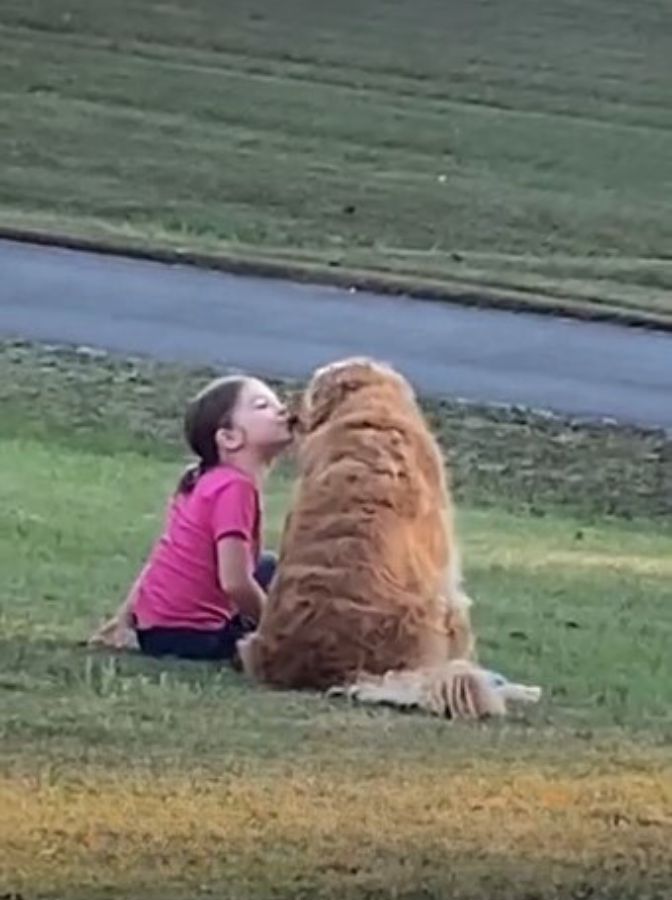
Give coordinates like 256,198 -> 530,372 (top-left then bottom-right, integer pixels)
217,537 -> 266,622
89,616 -> 138,651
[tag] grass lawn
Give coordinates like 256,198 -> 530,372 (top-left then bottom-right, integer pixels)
1,0 -> 671,323
1,342 -> 671,898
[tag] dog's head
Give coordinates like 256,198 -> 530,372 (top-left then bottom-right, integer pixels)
297,357 -> 415,434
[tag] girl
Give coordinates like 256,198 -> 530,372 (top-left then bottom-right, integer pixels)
90,374 -> 292,660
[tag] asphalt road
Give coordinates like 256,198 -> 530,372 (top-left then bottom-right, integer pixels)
1,239 -> 670,429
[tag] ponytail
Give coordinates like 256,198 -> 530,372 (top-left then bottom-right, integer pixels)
176,460 -> 208,494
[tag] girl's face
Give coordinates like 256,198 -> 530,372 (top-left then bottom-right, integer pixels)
225,378 -> 291,456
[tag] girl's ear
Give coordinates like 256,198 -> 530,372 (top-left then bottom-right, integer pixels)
215,426 -> 244,454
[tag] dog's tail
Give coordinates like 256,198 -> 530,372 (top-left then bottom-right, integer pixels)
328,660 -> 541,720
424,660 -> 506,718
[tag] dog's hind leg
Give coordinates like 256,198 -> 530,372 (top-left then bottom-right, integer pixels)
331,669 -> 425,710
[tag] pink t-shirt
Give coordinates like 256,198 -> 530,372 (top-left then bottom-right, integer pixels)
133,465 -> 261,631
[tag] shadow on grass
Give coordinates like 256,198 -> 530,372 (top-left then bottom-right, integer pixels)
2,775 -> 671,900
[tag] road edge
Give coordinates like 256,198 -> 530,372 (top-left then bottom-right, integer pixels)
2,225 -> 671,334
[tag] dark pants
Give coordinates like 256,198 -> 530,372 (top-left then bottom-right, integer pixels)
136,552 -> 277,662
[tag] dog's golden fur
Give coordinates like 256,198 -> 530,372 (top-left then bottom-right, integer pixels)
238,357 -> 474,690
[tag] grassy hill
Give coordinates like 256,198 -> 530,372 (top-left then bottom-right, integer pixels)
1,0 -> 671,321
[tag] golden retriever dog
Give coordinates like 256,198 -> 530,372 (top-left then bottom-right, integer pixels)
237,357 -> 476,691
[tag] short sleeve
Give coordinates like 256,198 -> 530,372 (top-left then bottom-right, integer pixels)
210,479 -> 259,545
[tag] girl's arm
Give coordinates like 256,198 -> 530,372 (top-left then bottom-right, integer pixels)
90,498 -> 169,648
217,537 -> 266,623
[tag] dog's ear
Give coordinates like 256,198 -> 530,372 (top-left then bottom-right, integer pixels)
285,390 -> 306,436
307,378 -> 355,432
305,361 -> 377,431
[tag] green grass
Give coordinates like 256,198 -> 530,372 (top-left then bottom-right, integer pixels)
1,343 -> 671,899
1,0 -> 671,322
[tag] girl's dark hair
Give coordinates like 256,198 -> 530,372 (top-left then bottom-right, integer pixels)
177,375 -> 247,494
